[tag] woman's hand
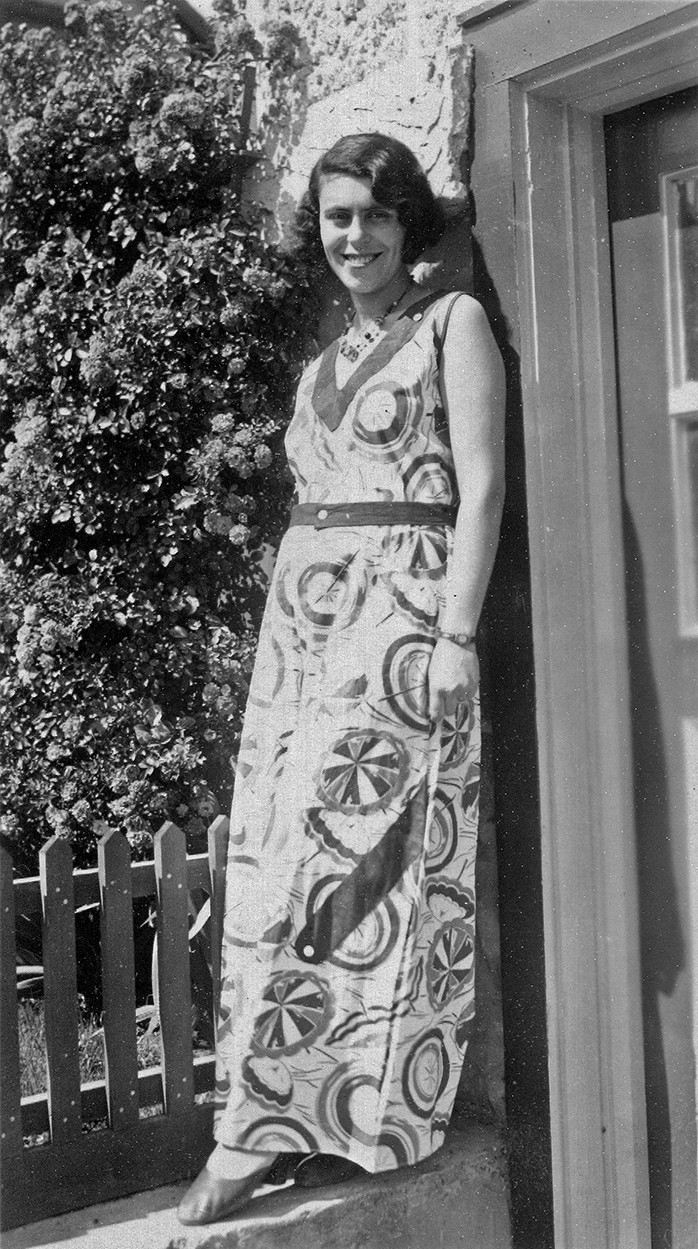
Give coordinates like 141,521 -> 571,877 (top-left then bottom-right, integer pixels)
427,638 -> 479,723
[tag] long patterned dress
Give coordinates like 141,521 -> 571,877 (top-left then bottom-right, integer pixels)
214,290 -> 480,1173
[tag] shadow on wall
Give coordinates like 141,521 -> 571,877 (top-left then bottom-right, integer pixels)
472,232 -> 556,1249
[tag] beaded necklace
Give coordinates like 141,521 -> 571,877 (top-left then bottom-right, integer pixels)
338,282 -> 413,363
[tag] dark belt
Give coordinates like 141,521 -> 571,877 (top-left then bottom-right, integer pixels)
289,501 -> 458,529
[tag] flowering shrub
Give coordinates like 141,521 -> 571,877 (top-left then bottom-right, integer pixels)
0,1 -> 315,871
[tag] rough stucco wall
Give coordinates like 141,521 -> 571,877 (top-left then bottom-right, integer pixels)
242,0 -> 505,1130
246,0 -> 474,237
249,0 -> 411,99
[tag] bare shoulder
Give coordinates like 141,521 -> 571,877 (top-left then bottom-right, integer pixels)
442,292 -> 490,334
439,293 -> 500,372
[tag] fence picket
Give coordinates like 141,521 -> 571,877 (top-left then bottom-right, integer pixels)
98,831 -> 139,1129
207,815 -> 230,1026
1,840 -> 23,1163
3,821 -> 229,1230
154,823 -> 194,1117
39,837 -> 82,1144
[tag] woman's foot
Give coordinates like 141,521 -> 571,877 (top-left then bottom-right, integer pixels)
177,1146 -> 276,1225
294,1153 -> 367,1189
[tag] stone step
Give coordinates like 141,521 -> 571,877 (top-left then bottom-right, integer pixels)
1,1126 -> 510,1249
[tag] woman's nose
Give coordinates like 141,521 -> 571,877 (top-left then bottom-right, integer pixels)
347,213 -> 367,243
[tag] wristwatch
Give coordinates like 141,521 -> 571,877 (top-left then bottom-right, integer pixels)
435,628 -> 476,649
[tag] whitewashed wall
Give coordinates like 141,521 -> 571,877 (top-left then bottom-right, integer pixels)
244,0 -> 475,237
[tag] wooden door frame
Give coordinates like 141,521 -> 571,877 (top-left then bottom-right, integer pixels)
507,5 -> 698,1246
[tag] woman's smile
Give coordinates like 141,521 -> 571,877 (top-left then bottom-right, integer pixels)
343,253 -> 382,267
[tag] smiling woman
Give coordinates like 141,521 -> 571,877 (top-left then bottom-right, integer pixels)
178,132 -> 505,1226
318,177 -> 407,303
296,133 -> 447,269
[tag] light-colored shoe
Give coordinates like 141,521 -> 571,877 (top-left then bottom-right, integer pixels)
177,1161 -> 274,1225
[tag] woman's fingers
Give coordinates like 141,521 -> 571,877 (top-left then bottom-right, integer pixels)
428,685 -> 468,722
427,638 -> 479,721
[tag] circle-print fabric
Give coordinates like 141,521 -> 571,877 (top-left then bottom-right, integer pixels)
351,382 -> 418,460
439,702 -> 473,770
239,1117 -> 319,1153
252,971 -> 333,1056
317,729 -> 409,813
425,790 -> 459,874
426,920 -> 475,1009
303,875 -> 401,972
297,559 -> 367,631
402,1028 -> 451,1119
381,634 -> 433,730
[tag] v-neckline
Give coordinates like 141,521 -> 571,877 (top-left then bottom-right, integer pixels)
311,290 -> 447,432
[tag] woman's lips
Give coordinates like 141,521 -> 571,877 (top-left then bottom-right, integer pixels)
342,253 -> 381,267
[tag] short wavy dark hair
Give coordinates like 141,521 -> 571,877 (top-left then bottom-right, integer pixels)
292,133 -> 447,268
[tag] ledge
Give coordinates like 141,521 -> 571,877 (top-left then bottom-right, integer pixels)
1,1125 -> 511,1249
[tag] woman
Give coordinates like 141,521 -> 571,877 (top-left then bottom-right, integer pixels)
179,132 -> 505,1225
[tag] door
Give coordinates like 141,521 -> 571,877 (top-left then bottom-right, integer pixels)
606,87 -> 698,1249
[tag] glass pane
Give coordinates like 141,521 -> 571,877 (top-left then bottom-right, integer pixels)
675,175 -> 698,381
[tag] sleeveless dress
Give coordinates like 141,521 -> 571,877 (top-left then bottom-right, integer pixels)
213,291 -> 480,1172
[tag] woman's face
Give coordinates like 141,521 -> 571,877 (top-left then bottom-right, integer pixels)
318,174 -> 407,299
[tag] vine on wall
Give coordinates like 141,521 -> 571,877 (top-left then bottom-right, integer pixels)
0,0 -> 315,871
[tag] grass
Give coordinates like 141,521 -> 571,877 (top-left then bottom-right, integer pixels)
18,995 -> 214,1149
18,998 -> 164,1099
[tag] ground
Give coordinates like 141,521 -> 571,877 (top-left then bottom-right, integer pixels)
0,1125 -> 510,1249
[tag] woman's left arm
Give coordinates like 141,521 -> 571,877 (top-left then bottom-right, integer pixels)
427,294 -> 506,722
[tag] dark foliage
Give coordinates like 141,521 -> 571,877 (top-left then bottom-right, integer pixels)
0,0 -> 315,871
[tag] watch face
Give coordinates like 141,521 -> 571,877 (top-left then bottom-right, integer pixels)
439,630 -> 474,646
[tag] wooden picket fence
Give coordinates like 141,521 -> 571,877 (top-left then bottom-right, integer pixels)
0,816 -> 231,1232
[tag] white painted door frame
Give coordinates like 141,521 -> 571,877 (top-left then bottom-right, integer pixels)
508,6 -> 698,1247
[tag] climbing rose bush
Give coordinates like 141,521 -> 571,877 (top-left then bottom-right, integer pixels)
0,0 -> 315,871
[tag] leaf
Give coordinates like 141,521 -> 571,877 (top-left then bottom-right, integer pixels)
136,1005 -> 157,1025
143,701 -> 163,726
188,897 -> 211,942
